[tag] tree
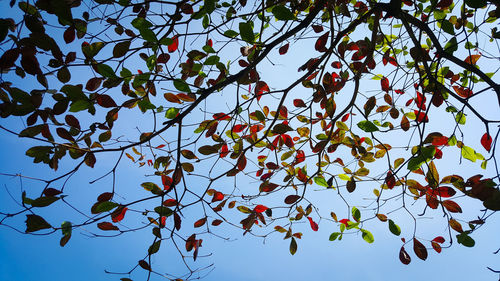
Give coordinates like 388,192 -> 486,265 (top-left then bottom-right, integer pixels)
0,0 -> 499,279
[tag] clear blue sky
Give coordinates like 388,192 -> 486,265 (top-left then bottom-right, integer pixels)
1,1 -> 499,281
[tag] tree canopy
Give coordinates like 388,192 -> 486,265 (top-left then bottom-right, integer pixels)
1,0 -> 500,280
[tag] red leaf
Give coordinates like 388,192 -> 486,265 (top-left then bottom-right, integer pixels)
212,219 -> 223,226
432,236 -> 445,243
339,219 -> 350,226
194,217 -> 206,228
284,195 -> 300,204
414,110 -> 429,123
311,25 -> 324,33
453,85 -> 473,98
399,246 -> 411,265
232,124 -> 247,133
279,43 -> 289,55
96,94 -> 117,108
426,194 -> 439,209
464,54 -> 480,65
157,53 -> 170,63
63,26 -> 75,44
341,114 -> 350,122
442,200 -> 462,213
97,222 -> 119,231
220,143 -> 229,158
85,77 -> 102,91
111,207 -> 128,222
413,238 -> 428,260
238,59 -> 249,67
431,241 -> 442,253
386,171 -> 396,189
282,134 -> 294,148
307,217 -> 319,231
315,31 -> 329,52
162,175 -> 173,191
295,150 -> 305,164
168,35 -> 179,53
432,136 -> 448,146
207,39 -> 213,47
331,61 -> 342,68
429,186 -> 456,198
254,205 -> 268,213
211,191 -> 224,203
293,99 -> 307,107
213,112 -> 231,120
237,154 -> 247,171
381,77 -> 390,92
481,133 -> 492,152
254,81 -> 270,101
163,199 -> 177,207
174,212 -> 181,230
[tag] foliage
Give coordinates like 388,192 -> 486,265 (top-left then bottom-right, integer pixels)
1,0 -> 500,279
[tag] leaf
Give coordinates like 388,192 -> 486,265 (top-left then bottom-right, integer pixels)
431,241 -> 442,253
381,77 -> 390,92
168,35 -> 179,52
25,214 -> 51,232
449,218 -> 463,233
413,238 -> 428,260
113,41 -> 131,58
174,79 -> 191,92
97,222 -> 119,231
284,195 -> 300,204
351,206 -> 361,222
31,196 -> 60,207
357,120 -> 379,132
442,200 -> 462,213
289,237 -> 297,255
307,217 -> 319,231
148,241 -> 161,254
272,5 -> 295,20
315,31 -> 329,52
457,232 -> 475,247
279,43 -> 289,55
465,0 -> 487,8
464,54 -> 480,65
361,229 -> 374,243
254,205 -> 268,213
239,22 -> 254,43
388,219 -> 401,236
399,246 -> 411,265
111,206 -> 128,222
481,133 -> 492,152
194,217 -> 206,228
138,260 -> 151,271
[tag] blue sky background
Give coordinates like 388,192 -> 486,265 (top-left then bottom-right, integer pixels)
1,1 -> 500,281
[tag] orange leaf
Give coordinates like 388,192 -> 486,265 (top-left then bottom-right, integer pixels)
464,54 -> 480,65
442,200 -> 462,213
194,217 -> 206,228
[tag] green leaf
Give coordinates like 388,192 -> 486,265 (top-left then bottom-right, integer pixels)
290,237 -> 297,255
465,0 -> 487,8
361,229 -> 374,243
440,20 -> 455,35
96,64 -> 116,78
154,206 -> 173,217
461,146 -> 477,162
329,232 -> 341,241
388,219 -> 401,236
26,214 -> 52,233
113,41 -> 131,58
69,100 -> 91,112
165,107 -> 179,119
444,37 -> 458,54
457,232 -> 475,247
223,30 -> 239,38
352,206 -> 361,222
204,55 -> 220,65
239,22 -> 254,43
148,240 -> 161,254
357,120 -> 379,132
61,221 -> 72,236
141,182 -> 163,195
173,79 -> 191,93
314,176 -> 328,187
31,196 -> 60,207
455,112 -> 466,125
204,0 -> 216,14
272,5 -> 295,20
93,201 -> 119,213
